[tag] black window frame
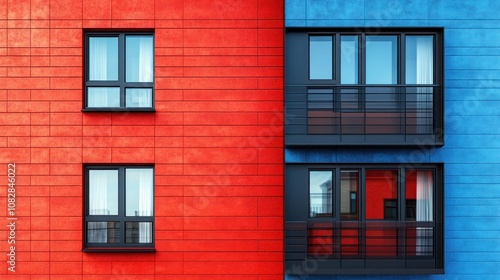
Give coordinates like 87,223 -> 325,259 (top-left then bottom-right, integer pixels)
285,163 -> 444,274
83,31 -> 155,112
83,165 -> 155,252
285,27 -> 444,146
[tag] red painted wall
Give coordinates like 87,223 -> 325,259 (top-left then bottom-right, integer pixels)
0,0 -> 284,278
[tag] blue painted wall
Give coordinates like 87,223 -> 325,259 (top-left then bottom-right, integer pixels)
285,0 -> 500,279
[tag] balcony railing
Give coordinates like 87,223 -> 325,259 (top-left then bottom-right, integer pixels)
285,220 -> 442,273
307,221 -> 434,258
308,85 -> 436,134
285,85 -> 443,145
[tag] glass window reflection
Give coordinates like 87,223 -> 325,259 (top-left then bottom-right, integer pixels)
126,35 -> 154,83
89,37 -> 118,81
125,168 -> 154,217
366,36 -> 398,84
89,170 -> 118,215
310,171 -> 333,217
341,36 -> 358,84
87,87 -> 120,108
310,36 -> 333,80
125,88 -> 153,108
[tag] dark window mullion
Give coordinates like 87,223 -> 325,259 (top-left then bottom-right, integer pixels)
334,168 -> 341,220
398,35 -> 406,138
84,167 -> 90,218
356,34 -> 361,85
335,34 -> 340,83
334,34 -> 341,114
399,167 -> 406,222
124,82 -> 154,87
359,167 -> 366,221
118,167 -> 126,245
123,216 -> 153,222
118,34 -> 126,107
84,34 -> 90,83
360,34 -> 366,118
333,34 -> 338,84
85,81 -> 120,87
434,34 -> 441,135
432,168 -> 438,223
83,167 -> 90,245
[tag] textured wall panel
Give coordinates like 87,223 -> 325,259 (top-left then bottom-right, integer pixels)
0,0 -> 283,278
285,0 -> 500,279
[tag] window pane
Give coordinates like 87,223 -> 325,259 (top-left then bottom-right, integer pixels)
126,35 -> 154,82
365,169 -> 399,257
87,222 -> 120,243
341,170 -> 358,220
310,171 -> 333,217
87,87 -> 120,108
310,36 -> 333,80
341,36 -> 358,84
366,36 -> 397,84
89,170 -> 118,215
125,88 -> 153,108
405,169 -> 434,257
126,222 -> 153,243
365,170 -> 398,220
406,170 -> 433,221
406,36 -> 434,84
89,37 -> 118,81
126,168 -> 154,217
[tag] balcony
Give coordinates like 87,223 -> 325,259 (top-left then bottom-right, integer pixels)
285,220 -> 443,274
285,85 -> 443,146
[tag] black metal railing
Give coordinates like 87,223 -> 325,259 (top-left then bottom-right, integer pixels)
286,221 -> 436,260
307,85 -> 439,136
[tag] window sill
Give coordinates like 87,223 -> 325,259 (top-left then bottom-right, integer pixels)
82,247 -> 156,253
82,108 -> 156,112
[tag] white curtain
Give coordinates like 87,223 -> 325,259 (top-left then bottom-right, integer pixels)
415,36 -> 434,134
138,169 -> 153,243
88,171 -> 109,243
124,37 -> 153,108
89,38 -> 107,81
89,38 -> 109,107
416,170 -> 433,255
138,37 -> 153,83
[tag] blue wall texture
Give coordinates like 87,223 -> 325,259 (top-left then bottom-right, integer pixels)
285,0 -> 500,279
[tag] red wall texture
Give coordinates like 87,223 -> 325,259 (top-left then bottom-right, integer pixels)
0,0 -> 284,278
